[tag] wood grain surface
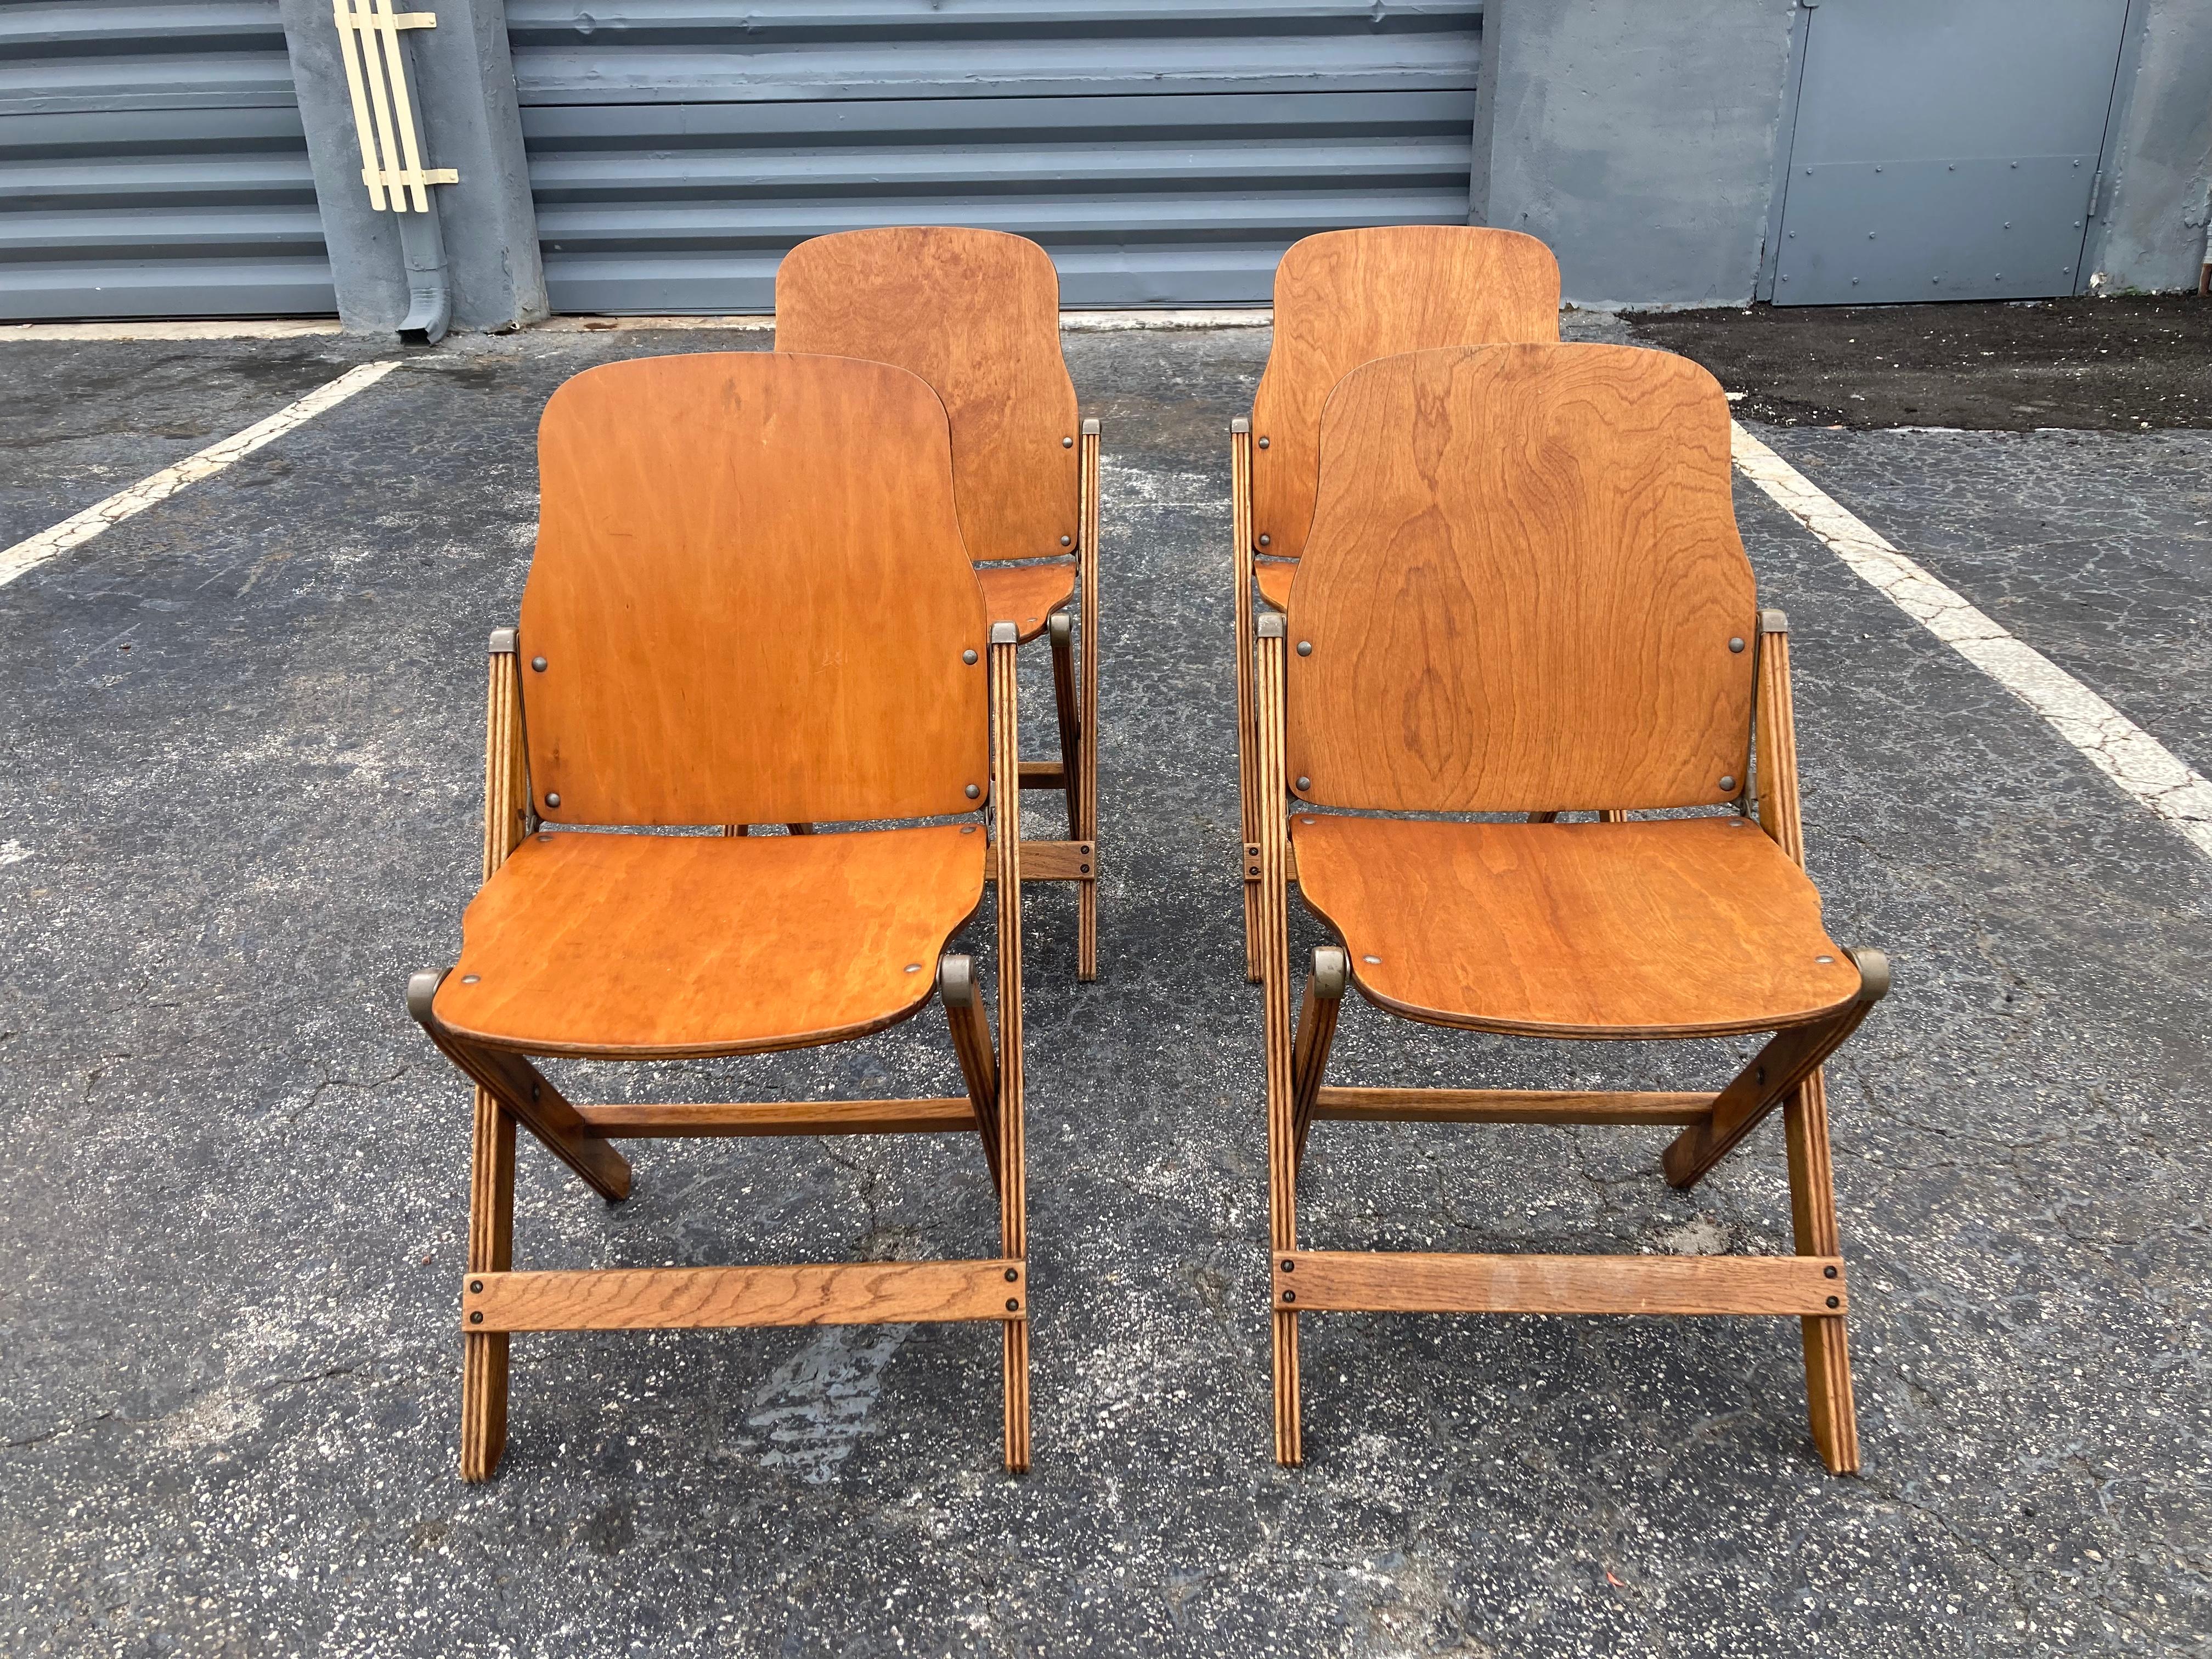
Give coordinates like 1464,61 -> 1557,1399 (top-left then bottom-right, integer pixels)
1311,1087 -> 1717,1125
1276,1251 -> 1847,1317
1250,227 -> 1560,566
570,1098 -> 978,1138
776,227 -> 1080,564
520,351 -> 989,827
1284,343 -> 1757,813
1293,813 -> 1860,1037
977,559 -> 1076,638
464,1261 -> 1026,1330
432,824 -> 986,1057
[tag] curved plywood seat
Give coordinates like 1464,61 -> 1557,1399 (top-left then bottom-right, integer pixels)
433,825 -> 988,1058
1294,814 -> 1861,1039
978,560 -> 1076,641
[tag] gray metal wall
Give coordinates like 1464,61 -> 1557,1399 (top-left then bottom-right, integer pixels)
508,0 -> 1485,313
0,0 -> 335,319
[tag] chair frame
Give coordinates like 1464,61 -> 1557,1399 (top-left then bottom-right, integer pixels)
412,622 -> 1034,1479
1251,607 -> 1889,1472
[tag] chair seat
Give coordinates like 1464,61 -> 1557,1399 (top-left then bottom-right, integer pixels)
1254,556 -> 1296,611
432,825 -> 988,1058
978,560 -> 1075,641
1293,814 -> 1862,1038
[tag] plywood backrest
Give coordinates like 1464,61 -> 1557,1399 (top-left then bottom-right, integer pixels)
1285,343 -> 1757,814
775,227 -> 1080,564
1250,227 -> 1560,563
518,352 -> 990,827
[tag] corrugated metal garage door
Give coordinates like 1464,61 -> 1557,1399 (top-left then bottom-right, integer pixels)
509,1 -> 1483,312
0,0 -> 333,320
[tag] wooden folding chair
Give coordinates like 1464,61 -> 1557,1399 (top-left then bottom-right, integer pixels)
775,227 -> 1103,980
1250,341 -> 1891,1472
1234,226 -> 1561,980
407,352 -> 1033,1479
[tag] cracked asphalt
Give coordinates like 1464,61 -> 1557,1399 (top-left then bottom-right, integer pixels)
2,319 -> 2208,1657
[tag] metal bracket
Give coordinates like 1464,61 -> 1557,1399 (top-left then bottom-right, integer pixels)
487,626 -> 516,655
1311,946 -> 1348,1002
1760,607 -> 1790,635
1231,416 -> 1252,434
939,953 -> 978,1008
1256,613 -> 1285,640
989,621 -> 1020,646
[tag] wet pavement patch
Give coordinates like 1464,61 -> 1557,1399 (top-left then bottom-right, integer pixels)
1630,293 -> 2212,431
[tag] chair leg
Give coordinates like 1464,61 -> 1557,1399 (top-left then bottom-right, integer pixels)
1077,416 -> 1102,983
1232,424 -> 1262,986
1047,612 -> 1081,831
940,955 -> 1002,1192
989,627 -> 1032,1474
1252,617 -> 1301,1463
1786,1069 -> 1860,1473
1291,947 -> 1348,1168
459,1085 -> 515,1482
1661,950 -> 1889,1190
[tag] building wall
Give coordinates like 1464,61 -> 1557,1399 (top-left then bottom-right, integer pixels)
2090,0 -> 2212,294
1472,0 -> 1799,309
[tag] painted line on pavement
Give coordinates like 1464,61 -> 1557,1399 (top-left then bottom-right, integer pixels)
1732,421 -> 2212,860
0,360 -> 401,589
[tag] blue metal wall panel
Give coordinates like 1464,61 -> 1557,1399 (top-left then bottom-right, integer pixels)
0,1 -> 332,318
510,1 -> 1482,311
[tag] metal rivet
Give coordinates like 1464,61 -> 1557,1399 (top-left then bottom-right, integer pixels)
1295,775 -> 1310,791
904,963 -> 922,974
1300,817 -> 1315,826
1729,637 -> 1745,653
1257,436 -> 1271,449
544,792 -> 561,808
469,1279 -> 484,1293
962,825 -> 976,834
965,784 -> 980,799
1280,1259 -> 1295,1273
1718,776 -> 1736,792
537,833 -> 552,843
1062,436 -> 1074,448
530,656 -> 547,672
1826,1296 -> 1840,1309
1362,954 -> 1381,964
1296,640 -> 1312,656
461,973 -> 481,984
468,1311 -> 483,1324
1060,535 -> 1072,547
1005,1268 -> 1019,1282
1079,864 -> 1090,873
1280,1290 -> 1296,1304
1006,1297 -> 1021,1312
963,649 -> 978,664
1823,1266 -> 1838,1279
1258,533 -> 1272,548
1816,954 -> 1835,964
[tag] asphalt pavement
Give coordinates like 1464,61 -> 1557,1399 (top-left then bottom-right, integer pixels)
2,319 -> 2207,1657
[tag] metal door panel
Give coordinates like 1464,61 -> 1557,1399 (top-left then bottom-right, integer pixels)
1773,0 -> 2128,306
1776,155 -> 2096,304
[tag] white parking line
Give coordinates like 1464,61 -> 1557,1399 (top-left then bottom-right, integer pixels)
1732,421 -> 2212,860
0,359 -> 400,589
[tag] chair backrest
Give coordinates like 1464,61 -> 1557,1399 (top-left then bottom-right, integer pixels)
775,227 -> 1080,565
518,352 -> 990,827
1285,342 -> 1757,814
1250,227 -> 1560,563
